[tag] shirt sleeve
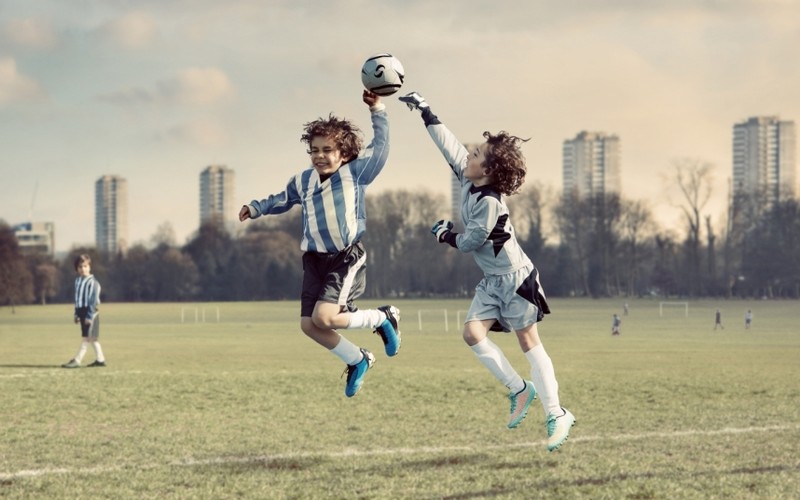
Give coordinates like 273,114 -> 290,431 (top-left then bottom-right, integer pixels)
421,108 -> 469,182
350,108 -> 389,185
249,175 -> 302,218
87,280 -> 101,321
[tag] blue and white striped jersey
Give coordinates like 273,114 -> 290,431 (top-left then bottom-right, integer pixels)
248,109 -> 389,253
419,107 -> 532,277
74,275 -> 101,320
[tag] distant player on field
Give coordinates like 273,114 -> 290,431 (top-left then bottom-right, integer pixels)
62,254 -> 106,368
399,91 -> 575,451
611,313 -> 622,336
239,90 -> 400,398
714,309 -> 724,330
745,309 -> 753,329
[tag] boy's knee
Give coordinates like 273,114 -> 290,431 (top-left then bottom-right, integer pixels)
300,318 -> 315,336
462,329 -> 479,346
311,309 -> 335,330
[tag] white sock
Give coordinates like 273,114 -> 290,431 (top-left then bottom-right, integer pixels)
525,344 -> 561,417
346,309 -> 385,329
92,342 -> 105,362
330,336 -> 363,365
470,337 -> 525,393
74,342 -> 89,363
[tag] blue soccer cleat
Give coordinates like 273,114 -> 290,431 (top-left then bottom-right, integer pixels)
374,305 -> 401,356
344,348 -> 375,398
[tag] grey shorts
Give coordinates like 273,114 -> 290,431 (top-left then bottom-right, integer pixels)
465,265 -> 550,332
300,242 -> 367,317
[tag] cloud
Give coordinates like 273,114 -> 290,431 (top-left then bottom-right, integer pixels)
157,67 -> 234,105
0,57 -> 44,106
97,11 -> 157,49
3,18 -> 58,49
99,67 -> 234,106
158,119 -> 228,147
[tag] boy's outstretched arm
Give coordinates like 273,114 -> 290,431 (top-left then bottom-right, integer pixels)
399,91 -> 468,178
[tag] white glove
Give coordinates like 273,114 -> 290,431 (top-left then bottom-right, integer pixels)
398,92 -> 429,111
431,219 -> 454,242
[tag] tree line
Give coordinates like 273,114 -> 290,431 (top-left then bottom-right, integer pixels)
2,166 -> 799,308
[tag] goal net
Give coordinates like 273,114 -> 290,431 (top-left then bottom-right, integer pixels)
659,301 -> 689,317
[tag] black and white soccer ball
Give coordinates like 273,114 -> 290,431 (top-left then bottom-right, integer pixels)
361,53 -> 405,96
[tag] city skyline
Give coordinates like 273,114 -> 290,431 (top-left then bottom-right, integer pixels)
1,1 -> 799,252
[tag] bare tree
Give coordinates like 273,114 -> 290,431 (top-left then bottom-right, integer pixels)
618,199 -> 655,296
554,193 -> 592,296
667,158 -> 715,295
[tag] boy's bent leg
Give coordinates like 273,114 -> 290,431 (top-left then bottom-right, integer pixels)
303,317 -> 376,397
300,316 -> 341,350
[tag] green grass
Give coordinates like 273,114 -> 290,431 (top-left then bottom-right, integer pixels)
1,298 -> 799,499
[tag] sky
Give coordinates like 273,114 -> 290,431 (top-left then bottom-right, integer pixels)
1,0 -> 799,253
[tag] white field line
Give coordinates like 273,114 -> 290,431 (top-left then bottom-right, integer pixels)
2,424 -> 798,481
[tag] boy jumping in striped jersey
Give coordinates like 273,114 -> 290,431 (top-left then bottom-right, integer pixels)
399,91 -> 575,451
62,254 -> 106,368
239,90 -> 400,398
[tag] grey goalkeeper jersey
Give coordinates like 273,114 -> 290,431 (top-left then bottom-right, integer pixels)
420,108 -> 532,276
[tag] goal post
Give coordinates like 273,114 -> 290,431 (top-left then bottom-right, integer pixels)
659,301 -> 689,317
417,309 -> 449,331
180,306 -> 220,323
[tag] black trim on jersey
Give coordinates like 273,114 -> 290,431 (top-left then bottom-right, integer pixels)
469,185 -> 511,257
421,107 -> 440,127
442,231 -> 458,248
488,214 -> 511,256
470,184 -> 498,200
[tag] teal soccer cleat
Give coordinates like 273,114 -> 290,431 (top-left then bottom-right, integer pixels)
507,380 -> 537,429
374,305 -> 401,356
546,408 -> 576,451
344,348 -> 375,398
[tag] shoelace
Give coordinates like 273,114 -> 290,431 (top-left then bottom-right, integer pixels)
546,416 -> 557,435
508,392 -> 519,413
341,363 -> 358,381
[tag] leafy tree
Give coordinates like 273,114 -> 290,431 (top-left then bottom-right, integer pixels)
26,253 -> 60,305
0,221 -> 34,311
183,221 -> 236,301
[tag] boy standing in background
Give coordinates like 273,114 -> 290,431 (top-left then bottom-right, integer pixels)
62,254 -> 106,368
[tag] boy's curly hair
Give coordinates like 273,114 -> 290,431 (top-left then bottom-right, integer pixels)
482,131 -> 529,195
301,114 -> 363,163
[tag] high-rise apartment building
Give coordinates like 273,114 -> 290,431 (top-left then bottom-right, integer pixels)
732,116 -> 796,206
95,175 -> 128,254
199,165 -> 235,229
562,131 -> 621,198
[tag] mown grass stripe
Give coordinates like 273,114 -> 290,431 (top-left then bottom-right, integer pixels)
2,424 -> 797,480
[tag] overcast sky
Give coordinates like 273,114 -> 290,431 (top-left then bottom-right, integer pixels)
1,0 -> 798,252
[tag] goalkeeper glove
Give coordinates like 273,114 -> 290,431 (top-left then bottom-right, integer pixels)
431,219 -> 454,243
399,92 -> 429,111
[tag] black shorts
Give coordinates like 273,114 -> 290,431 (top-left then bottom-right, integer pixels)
300,242 -> 367,317
76,308 -> 100,338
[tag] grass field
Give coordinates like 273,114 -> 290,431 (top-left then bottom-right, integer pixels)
1,298 -> 798,499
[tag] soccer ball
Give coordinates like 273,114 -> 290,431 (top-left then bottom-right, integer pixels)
361,53 -> 405,96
